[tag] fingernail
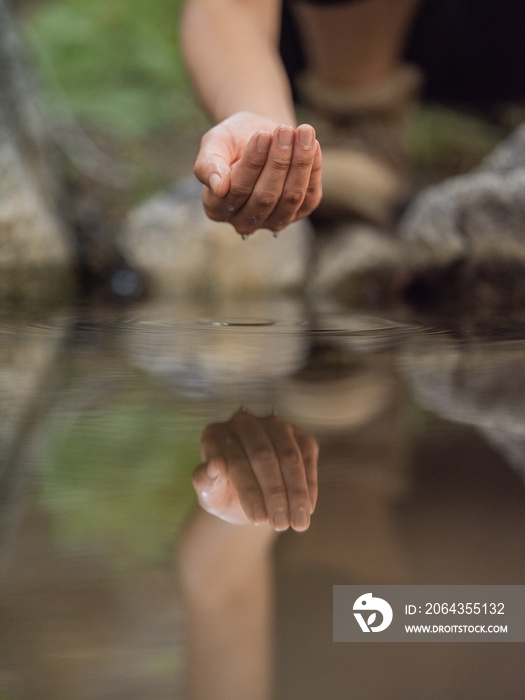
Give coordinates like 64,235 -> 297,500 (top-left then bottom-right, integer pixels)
278,126 -> 294,148
257,131 -> 271,152
272,508 -> 289,531
252,504 -> 267,525
292,507 -> 310,532
209,172 -> 222,194
206,461 -> 219,479
298,125 -> 314,149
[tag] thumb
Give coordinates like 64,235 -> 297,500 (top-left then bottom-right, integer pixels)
207,170 -> 231,198
191,457 -> 228,502
194,148 -> 232,198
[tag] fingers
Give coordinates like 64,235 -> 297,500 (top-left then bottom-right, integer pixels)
201,422 -> 267,525
293,426 -> 319,512
193,128 -> 232,199
228,124 -> 295,235
259,415 -> 314,532
228,124 -> 319,236
222,129 -> 272,212
191,457 -> 228,508
296,138 -> 323,221
228,411 -> 289,530
200,410 -> 319,532
199,123 -> 322,235
229,410 -> 311,532
257,125 -> 320,233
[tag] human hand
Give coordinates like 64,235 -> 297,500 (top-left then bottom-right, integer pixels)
194,111 -> 322,236
191,408 -> 319,531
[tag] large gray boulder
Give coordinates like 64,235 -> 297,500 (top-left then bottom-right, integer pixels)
307,222 -> 406,305
397,123 -> 525,306
311,123 -> 525,308
119,179 -> 313,297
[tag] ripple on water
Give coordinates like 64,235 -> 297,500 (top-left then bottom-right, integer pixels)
295,312 -> 427,352
200,318 -> 276,327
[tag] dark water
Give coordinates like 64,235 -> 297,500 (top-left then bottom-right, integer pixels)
1,297 -> 525,699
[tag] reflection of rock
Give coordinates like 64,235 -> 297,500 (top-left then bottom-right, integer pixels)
400,334 -> 525,477
0,321 -> 62,474
120,298 -> 308,408
119,179 -> 312,297
0,316 -> 64,573
278,324 -> 411,500
280,365 -> 399,433
0,6 -> 74,301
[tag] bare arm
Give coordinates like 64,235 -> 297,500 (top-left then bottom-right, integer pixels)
180,0 -> 322,235
181,0 -> 294,124
179,508 -> 275,700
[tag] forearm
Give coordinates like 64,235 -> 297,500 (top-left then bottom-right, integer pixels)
181,0 -> 295,124
179,508 -> 276,700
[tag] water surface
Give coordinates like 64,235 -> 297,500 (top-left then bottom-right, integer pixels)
1,298 -> 524,698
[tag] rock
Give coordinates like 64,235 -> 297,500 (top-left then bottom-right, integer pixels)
396,123 -> 525,308
307,223 -> 407,305
480,123 -> 525,174
0,313 -> 65,571
399,169 -> 525,267
398,127 -> 525,257
0,4 -> 74,303
0,115 -> 74,302
119,179 -> 313,297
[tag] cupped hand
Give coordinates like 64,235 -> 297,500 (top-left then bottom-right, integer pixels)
191,408 -> 319,531
194,111 -> 322,236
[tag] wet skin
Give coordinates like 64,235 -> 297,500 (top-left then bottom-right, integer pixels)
192,408 -> 319,531
194,112 -> 323,236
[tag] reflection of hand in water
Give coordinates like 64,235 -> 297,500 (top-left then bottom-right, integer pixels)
192,408 -> 318,531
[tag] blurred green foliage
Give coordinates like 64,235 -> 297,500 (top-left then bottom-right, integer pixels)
23,0 -> 502,166
408,105 -> 504,177
41,396 -> 200,569
24,0 -> 202,137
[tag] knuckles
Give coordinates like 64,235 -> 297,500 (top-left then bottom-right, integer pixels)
279,447 -> 302,470
269,157 -> 293,173
251,189 -> 278,209
281,187 -> 305,208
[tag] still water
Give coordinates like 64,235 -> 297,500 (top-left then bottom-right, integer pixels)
0,297 -> 524,699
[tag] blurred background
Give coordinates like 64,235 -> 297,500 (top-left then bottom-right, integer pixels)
14,0 -> 512,214
14,0 -> 208,211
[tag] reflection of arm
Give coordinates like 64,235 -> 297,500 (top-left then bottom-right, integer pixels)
179,508 -> 276,700
181,0 -> 295,124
